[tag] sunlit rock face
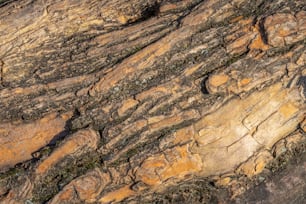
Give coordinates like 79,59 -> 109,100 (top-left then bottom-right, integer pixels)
0,113 -> 72,171
0,0 -> 305,203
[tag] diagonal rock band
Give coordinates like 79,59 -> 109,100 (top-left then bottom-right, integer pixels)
0,0 -> 305,203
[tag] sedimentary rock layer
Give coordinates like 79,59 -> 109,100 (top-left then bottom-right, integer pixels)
0,0 -> 305,203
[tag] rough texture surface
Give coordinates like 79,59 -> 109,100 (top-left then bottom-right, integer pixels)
0,0 -> 305,203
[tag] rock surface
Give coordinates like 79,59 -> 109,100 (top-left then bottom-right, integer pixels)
0,0 -> 305,203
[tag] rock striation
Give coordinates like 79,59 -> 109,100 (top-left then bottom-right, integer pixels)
0,0 -> 305,203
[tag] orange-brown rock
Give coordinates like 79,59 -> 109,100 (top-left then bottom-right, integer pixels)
49,168 -> 110,204
0,176 -> 33,204
206,74 -> 229,93
236,151 -> 273,177
54,81 -> 303,203
193,82 -> 304,176
264,12 -> 306,47
99,185 -> 136,203
117,98 -> 139,117
0,112 -> 71,171
135,145 -> 202,187
36,129 -> 99,175
0,0 -> 305,203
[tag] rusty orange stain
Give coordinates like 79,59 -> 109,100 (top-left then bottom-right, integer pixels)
118,98 -> 139,116
173,126 -> 194,145
141,156 -> 167,169
58,187 -> 74,201
239,78 -> 252,87
230,16 -> 244,23
249,34 -> 269,51
237,18 -> 253,26
117,15 -> 129,24
99,185 -> 135,203
160,146 -> 202,180
279,102 -> 299,119
136,85 -> 171,101
137,145 -> 202,187
209,74 -> 229,87
139,174 -> 162,186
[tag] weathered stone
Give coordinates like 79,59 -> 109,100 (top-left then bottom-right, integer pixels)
285,132 -> 305,151
49,168 -> 110,204
0,112 -> 71,171
99,185 -> 136,203
206,74 -> 230,93
301,119 -> 306,132
273,139 -> 287,157
135,145 -> 202,187
0,0 -> 305,203
215,177 -> 232,186
191,83 -> 304,176
36,129 -> 99,175
0,177 -> 33,203
103,119 -> 147,152
149,109 -> 200,133
237,150 -> 273,177
118,98 -> 139,117
264,12 -> 305,47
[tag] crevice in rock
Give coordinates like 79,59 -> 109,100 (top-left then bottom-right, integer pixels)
200,76 -> 210,95
297,75 -> 306,98
0,0 -> 15,8
0,60 -> 4,88
258,18 -> 268,45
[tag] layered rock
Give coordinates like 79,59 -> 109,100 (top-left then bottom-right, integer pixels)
0,0 -> 305,203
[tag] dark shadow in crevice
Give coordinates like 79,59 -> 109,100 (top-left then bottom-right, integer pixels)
31,109 -> 80,161
48,127 -> 70,146
47,111 -> 78,146
200,76 -> 210,95
140,2 -> 161,21
123,2 -> 161,27
297,75 -> 306,98
258,18 -> 268,45
0,0 -> 16,8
